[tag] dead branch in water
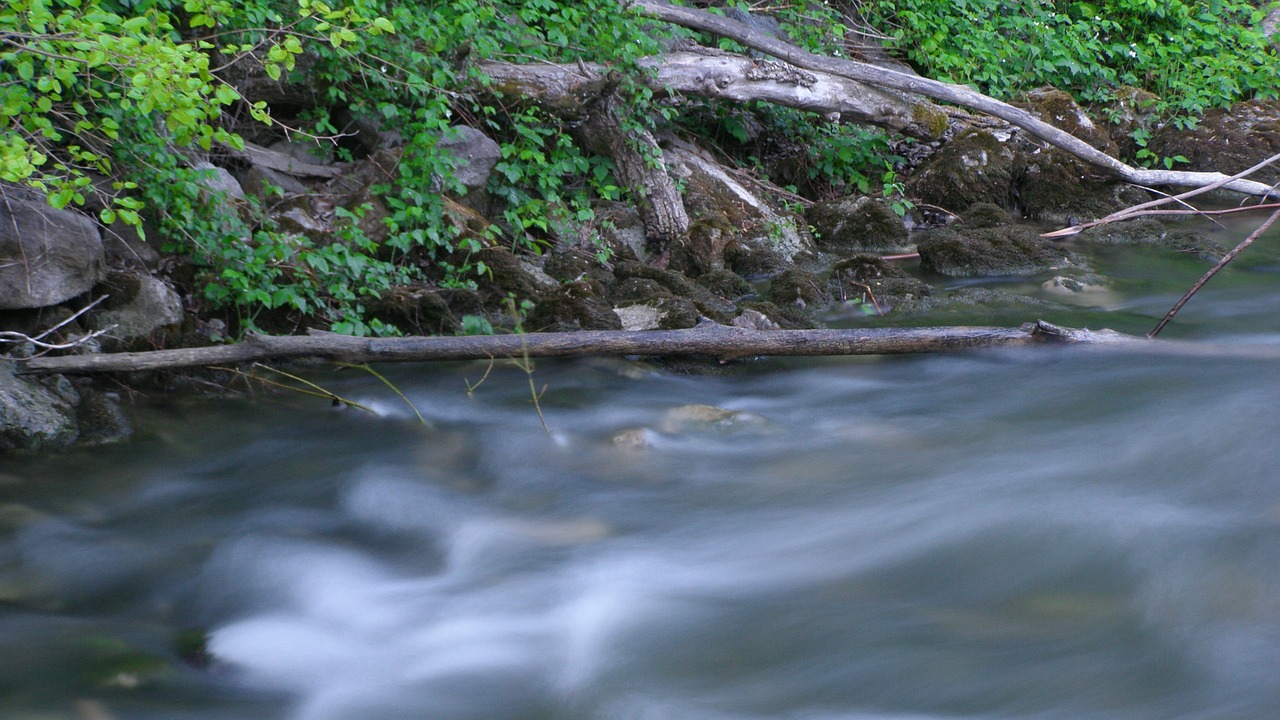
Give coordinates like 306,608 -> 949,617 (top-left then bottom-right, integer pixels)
13,321 -> 1138,375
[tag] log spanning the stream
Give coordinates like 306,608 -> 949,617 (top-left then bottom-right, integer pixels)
16,321 -> 1138,375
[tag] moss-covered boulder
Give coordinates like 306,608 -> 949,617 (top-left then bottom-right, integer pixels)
827,254 -> 934,314
366,285 -> 458,335
1096,85 -> 1161,158
908,129 -> 1021,213
527,280 -> 622,332
1018,147 -> 1148,224
542,248 -> 616,286
723,238 -> 785,279
664,138 -> 813,271
613,261 -> 736,322
738,300 -> 812,329
696,269 -> 753,300
960,202 -> 1013,229
808,196 -> 911,254
918,225 -> 1078,277
1076,218 -> 1225,261
1016,87 -> 1118,153
768,267 -> 829,310
1149,99 -> 1280,185
474,246 -> 555,305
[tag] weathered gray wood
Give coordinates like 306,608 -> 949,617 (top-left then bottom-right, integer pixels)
629,1 -> 1279,199
14,321 -> 1139,375
479,50 -> 946,140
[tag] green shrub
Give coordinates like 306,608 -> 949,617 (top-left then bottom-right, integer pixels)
867,0 -> 1278,121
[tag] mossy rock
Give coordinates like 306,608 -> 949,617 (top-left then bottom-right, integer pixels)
654,296 -> 701,329
808,195 -> 910,254
724,239 -> 785,279
668,219 -> 735,277
542,249 -> 615,286
527,280 -> 622,332
1018,148 -> 1149,224
918,225 -> 1079,277
908,129 -> 1021,213
1016,87 -> 1117,153
613,261 -> 735,322
1096,85 -> 1161,158
827,254 -> 933,314
366,285 -> 458,335
696,269 -> 753,300
1148,99 -> 1280,185
739,300 -> 813,329
474,247 -> 546,304
768,267 -> 829,309
960,202 -> 1013,229
609,277 -> 671,305
1076,219 -> 1225,261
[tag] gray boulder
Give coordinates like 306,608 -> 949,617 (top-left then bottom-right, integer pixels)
437,126 -> 502,191
0,364 -> 79,452
0,194 -> 105,309
89,271 -> 185,348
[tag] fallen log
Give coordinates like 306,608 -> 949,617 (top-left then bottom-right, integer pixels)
479,49 -> 947,141
629,1 -> 1280,199
15,321 -> 1137,375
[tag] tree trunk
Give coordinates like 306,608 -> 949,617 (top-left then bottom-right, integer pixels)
15,321 -> 1137,375
575,90 -> 689,250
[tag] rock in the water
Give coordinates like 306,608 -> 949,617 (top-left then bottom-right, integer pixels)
0,363 -> 79,451
0,194 -> 105,309
828,254 -> 933,314
808,195 -> 911,254
658,404 -> 771,435
918,225 -> 1078,277
768,267 -> 829,309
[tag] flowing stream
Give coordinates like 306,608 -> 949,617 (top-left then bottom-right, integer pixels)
4,213 -> 1280,720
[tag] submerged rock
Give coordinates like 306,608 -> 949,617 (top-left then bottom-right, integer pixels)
657,404 -> 771,435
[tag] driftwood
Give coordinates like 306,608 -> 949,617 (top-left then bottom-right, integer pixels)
630,1 -> 1280,199
15,321 -> 1137,375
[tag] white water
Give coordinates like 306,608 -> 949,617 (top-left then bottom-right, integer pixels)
5,218 -> 1280,719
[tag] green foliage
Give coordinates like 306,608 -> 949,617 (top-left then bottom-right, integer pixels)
868,0 -> 1279,121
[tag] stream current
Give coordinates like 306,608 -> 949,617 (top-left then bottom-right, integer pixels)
4,214 -> 1280,720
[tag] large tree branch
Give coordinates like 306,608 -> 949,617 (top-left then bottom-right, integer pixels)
480,49 -> 946,140
14,322 -> 1135,374
629,1 -> 1279,198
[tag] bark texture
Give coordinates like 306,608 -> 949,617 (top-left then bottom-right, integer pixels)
16,321 -> 1138,375
479,50 -> 947,140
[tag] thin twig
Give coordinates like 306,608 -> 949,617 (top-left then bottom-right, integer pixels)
1149,205 -> 1280,338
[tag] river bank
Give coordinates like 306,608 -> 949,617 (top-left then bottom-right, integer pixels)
3,89 -> 1279,452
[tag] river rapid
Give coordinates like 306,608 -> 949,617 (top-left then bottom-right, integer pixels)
4,214 -> 1280,720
